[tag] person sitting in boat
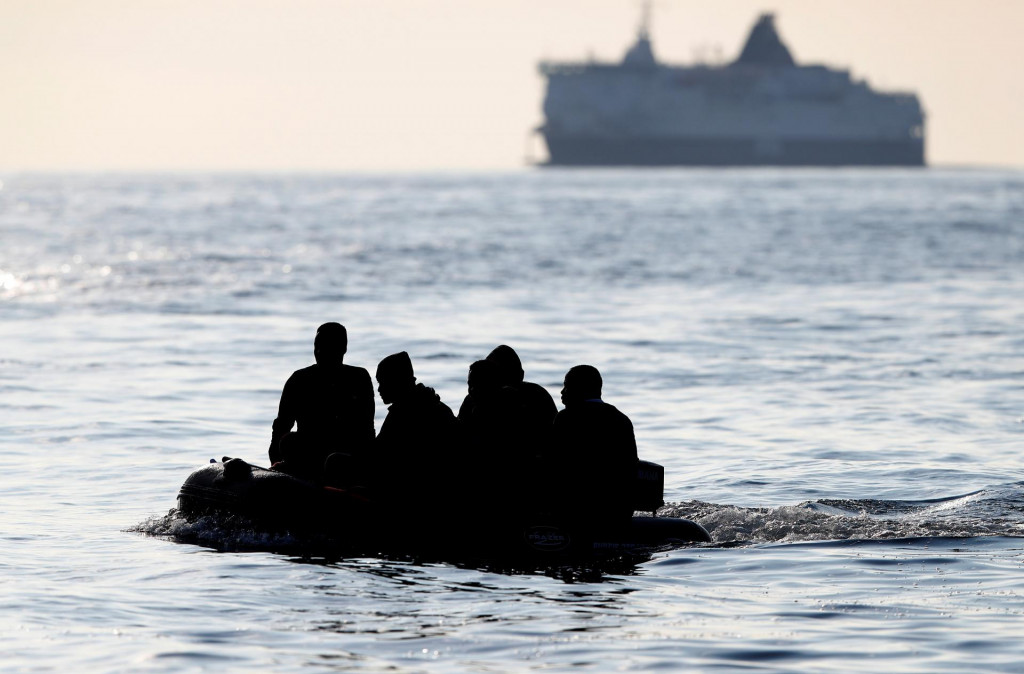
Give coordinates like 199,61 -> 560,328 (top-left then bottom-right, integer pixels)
547,364 -> 638,532
269,322 -> 375,479
457,345 -> 556,451
371,351 -> 459,514
458,359 -> 537,520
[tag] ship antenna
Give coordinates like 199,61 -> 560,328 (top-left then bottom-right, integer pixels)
638,0 -> 652,39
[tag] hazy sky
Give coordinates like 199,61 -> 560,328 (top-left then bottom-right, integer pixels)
2,0 -> 1021,171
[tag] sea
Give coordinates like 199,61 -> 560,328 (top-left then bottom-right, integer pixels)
1,168 -> 1022,672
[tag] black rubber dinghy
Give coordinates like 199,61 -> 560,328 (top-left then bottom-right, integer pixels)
177,458 -> 710,557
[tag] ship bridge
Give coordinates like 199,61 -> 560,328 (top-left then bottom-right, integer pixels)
734,14 -> 796,67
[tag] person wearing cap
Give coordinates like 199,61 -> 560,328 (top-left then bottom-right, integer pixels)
548,364 -> 638,532
373,351 -> 458,512
269,322 -> 375,479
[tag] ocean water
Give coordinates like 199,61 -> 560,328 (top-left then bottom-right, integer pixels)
1,168 -> 1023,672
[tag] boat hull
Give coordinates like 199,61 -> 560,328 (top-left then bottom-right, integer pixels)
541,135 -> 925,167
176,459 -> 711,557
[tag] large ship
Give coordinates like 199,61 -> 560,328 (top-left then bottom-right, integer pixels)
537,12 -> 925,166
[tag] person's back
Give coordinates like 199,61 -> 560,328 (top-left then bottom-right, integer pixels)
373,352 -> 458,514
457,345 -> 556,456
458,359 -> 536,518
274,363 -> 373,446
270,323 -> 375,479
549,365 -> 638,528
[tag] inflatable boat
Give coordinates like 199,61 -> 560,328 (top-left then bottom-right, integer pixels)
176,457 -> 710,558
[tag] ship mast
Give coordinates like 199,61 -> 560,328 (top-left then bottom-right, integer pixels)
638,0 -> 652,40
622,0 -> 657,66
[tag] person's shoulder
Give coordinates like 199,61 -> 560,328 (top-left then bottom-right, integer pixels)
436,399 -> 456,421
521,381 -> 555,401
520,380 -> 551,396
412,382 -> 441,404
579,400 -> 631,425
598,400 -> 630,416
600,401 -> 634,428
287,364 -> 318,381
340,364 -> 372,380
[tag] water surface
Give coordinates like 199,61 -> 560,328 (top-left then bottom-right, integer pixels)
2,168 -> 1023,671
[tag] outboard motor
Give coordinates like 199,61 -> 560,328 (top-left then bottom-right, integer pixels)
632,460 -> 665,516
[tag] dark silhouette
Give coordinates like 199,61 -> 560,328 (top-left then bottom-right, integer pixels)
735,14 -> 796,67
269,322 -> 375,479
457,359 -> 538,519
373,351 -> 458,514
548,365 -> 638,531
458,345 -> 556,444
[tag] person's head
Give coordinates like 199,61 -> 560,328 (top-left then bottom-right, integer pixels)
561,364 -> 602,407
314,322 -> 348,367
486,345 -> 525,386
376,351 -> 415,404
467,359 -> 501,403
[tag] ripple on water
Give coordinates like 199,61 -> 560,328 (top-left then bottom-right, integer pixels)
3,170 -> 1024,672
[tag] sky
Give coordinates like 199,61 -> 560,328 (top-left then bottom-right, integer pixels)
1,0 -> 1021,171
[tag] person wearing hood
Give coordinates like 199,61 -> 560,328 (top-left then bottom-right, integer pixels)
457,345 -> 557,447
373,351 -> 458,511
457,358 -> 539,521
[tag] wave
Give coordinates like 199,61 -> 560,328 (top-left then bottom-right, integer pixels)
131,511 -> 323,554
665,482 -> 1024,544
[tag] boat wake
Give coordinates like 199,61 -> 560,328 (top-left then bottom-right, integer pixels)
132,510 -> 333,554
664,481 -> 1024,545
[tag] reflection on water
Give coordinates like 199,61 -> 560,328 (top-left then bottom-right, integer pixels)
140,510 -> 656,583
4,169 -> 1024,672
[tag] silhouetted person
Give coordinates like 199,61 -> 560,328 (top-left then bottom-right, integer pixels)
458,345 -> 556,450
549,365 -> 638,532
458,359 -> 536,520
269,322 -> 375,479
373,351 -> 458,516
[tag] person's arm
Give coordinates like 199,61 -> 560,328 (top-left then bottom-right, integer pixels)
624,416 -> 638,463
269,374 -> 298,462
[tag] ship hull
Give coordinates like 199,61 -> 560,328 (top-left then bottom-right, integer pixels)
541,135 -> 925,167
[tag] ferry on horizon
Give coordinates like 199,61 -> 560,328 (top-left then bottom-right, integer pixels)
536,12 -> 926,166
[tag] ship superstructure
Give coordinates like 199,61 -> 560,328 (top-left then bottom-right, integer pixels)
537,13 -> 925,166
